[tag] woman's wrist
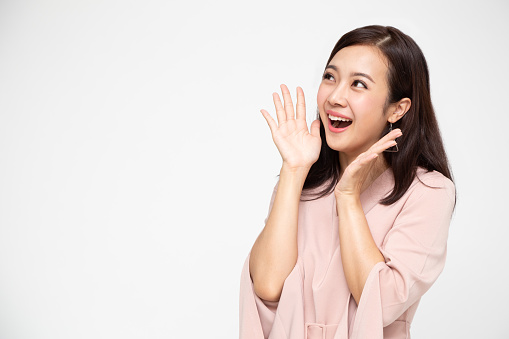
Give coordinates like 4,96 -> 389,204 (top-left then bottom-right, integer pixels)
279,163 -> 310,192
280,163 -> 310,178
335,191 -> 361,205
335,188 -> 361,199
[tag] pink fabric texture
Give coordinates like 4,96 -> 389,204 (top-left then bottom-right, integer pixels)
240,168 -> 455,339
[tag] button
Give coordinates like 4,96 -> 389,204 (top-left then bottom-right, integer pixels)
305,323 -> 339,339
305,323 -> 325,339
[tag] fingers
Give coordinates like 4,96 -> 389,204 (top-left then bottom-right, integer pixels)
260,109 -> 277,135
272,92 -> 286,126
267,84 -> 303,126
310,119 -> 320,138
338,128 -> 402,196
347,128 -> 401,174
280,84 -> 295,121
368,128 -> 403,155
296,86 -> 306,121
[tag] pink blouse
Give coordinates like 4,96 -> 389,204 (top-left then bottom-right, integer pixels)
240,167 -> 455,339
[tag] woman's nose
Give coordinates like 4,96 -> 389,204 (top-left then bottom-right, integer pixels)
327,84 -> 348,107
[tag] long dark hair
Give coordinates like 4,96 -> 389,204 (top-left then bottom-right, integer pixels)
298,25 -> 453,204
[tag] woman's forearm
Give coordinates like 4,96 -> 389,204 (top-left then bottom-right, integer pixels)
249,164 -> 308,302
336,194 -> 385,305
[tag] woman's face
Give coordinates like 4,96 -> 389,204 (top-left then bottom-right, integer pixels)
317,45 -> 393,159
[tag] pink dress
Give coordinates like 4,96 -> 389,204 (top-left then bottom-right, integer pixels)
240,167 -> 455,339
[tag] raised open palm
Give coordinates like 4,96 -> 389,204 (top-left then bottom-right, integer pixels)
260,84 -> 322,170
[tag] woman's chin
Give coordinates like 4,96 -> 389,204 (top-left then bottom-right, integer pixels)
325,139 -> 347,153
324,134 -> 345,152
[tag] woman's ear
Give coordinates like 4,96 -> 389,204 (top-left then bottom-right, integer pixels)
388,98 -> 411,123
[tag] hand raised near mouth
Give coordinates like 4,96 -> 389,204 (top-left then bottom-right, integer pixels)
335,128 -> 403,198
260,84 -> 322,172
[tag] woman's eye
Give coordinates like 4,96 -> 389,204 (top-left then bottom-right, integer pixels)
352,80 -> 367,89
322,72 -> 334,81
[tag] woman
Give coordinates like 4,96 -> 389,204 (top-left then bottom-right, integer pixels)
240,25 -> 455,339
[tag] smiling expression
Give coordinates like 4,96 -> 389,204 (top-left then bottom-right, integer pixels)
317,45 -> 394,159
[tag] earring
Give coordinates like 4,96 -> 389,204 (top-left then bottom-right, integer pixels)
384,122 -> 399,152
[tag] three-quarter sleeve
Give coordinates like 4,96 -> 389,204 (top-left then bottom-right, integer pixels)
240,181 -> 279,339
351,174 -> 455,337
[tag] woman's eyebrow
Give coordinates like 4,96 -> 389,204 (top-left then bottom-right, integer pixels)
352,72 -> 375,84
324,65 -> 376,84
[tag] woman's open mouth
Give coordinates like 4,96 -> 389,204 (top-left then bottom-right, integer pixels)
328,114 -> 352,132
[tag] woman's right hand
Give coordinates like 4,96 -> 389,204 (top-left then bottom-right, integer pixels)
260,84 -> 322,171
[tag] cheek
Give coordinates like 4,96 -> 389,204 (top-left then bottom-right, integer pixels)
316,85 -> 329,107
350,94 -> 385,120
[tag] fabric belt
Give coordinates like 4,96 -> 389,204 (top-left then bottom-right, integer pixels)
305,323 -> 338,339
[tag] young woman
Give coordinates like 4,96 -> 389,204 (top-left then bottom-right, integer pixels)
240,25 -> 455,339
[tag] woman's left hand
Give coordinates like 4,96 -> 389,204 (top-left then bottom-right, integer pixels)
334,128 -> 402,198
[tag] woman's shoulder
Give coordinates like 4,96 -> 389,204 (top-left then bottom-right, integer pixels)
409,167 -> 455,201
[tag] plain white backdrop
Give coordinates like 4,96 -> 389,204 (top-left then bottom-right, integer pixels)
0,0 -> 508,338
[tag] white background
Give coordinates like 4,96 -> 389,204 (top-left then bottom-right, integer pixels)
0,0 -> 508,338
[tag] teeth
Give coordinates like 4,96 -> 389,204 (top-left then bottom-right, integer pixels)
328,114 -> 352,122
